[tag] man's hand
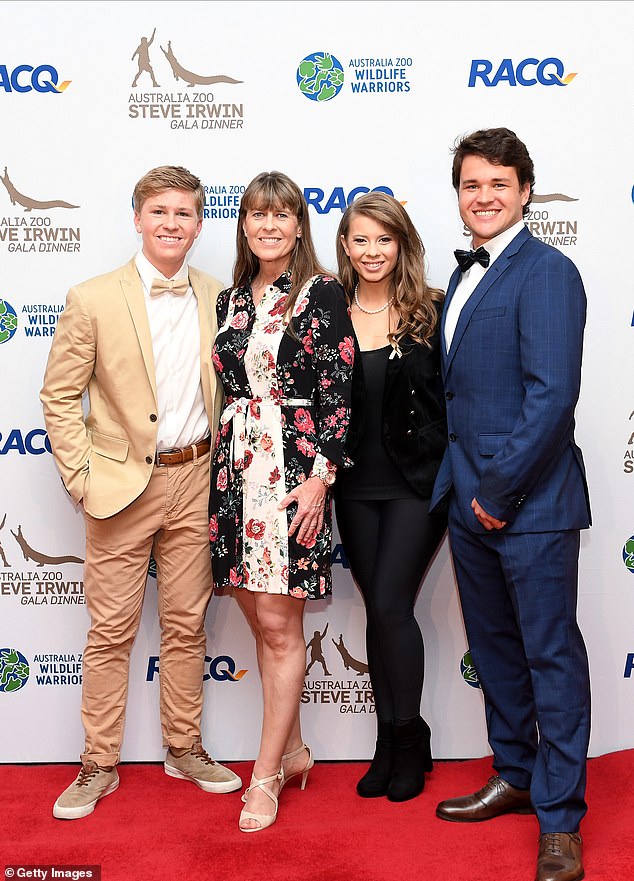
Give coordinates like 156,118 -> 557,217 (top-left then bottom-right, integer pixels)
471,497 -> 507,531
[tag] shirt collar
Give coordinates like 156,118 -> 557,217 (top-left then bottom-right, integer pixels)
135,250 -> 189,294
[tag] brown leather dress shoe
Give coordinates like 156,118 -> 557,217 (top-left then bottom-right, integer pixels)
436,775 -> 534,822
535,832 -> 584,881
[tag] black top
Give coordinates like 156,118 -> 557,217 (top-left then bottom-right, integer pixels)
339,303 -> 448,500
337,346 -> 419,500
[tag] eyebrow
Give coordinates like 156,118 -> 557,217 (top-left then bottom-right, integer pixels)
461,176 -> 513,184
148,202 -> 194,210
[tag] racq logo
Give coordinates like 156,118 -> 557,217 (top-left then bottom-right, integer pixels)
304,185 -> 396,215
0,64 -> 71,93
468,57 -> 577,87
0,429 -> 52,455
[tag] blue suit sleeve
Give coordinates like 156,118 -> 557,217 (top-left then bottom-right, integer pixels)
477,250 -> 586,522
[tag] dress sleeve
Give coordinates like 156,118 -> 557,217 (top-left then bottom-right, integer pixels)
302,276 -> 355,470
216,286 -> 232,327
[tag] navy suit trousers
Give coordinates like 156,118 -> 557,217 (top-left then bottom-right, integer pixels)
448,497 -> 591,832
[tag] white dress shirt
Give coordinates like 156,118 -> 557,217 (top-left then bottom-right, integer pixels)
135,250 -> 208,451
444,220 -> 526,352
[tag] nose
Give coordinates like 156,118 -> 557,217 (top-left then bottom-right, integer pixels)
263,212 -> 278,230
476,186 -> 495,204
364,240 -> 380,256
163,211 -> 179,229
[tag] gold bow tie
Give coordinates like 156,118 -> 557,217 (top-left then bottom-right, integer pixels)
150,277 -> 189,297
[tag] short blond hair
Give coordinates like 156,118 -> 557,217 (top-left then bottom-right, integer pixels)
132,165 -> 205,218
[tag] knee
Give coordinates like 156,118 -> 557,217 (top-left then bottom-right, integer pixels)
258,617 -> 302,658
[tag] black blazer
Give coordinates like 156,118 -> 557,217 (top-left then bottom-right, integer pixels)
344,316 -> 447,499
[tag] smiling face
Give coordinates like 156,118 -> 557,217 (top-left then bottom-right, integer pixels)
458,154 -> 530,248
134,187 -> 202,278
242,206 -> 301,279
340,214 -> 399,288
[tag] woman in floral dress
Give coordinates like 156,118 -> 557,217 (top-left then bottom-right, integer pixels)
209,171 -> 354,831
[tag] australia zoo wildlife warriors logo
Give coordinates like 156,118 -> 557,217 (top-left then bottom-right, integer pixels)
0,513 -> 84,606
303,622 -> 374,714
0,167 -> 81,254
128,27 -> 245,131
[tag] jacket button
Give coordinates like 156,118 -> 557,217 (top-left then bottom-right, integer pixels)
406,429 -> 413,436
410,388 -> 416,396
410,410 -> 415,417
146,456 -> 153,464
150,413 -> 157,422
445,392 -> 454,400
449,433 -> 456,442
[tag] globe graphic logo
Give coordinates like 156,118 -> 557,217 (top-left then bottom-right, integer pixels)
0,299 -> 18,345
297,52 -> 344,102
460,650 -> 481,689
0,647 -> 30,693
623,536 -> 634,574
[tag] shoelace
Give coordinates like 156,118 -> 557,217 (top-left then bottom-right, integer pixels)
75,763 -> 100,787
542,834 -> 564,857
191,745 -> 217,766
479,775 -> 506,798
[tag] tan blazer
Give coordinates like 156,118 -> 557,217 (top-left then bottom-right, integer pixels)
40,258 -> 223,519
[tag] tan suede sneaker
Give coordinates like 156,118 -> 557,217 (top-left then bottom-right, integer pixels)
53,762 -> 119,819
164,743 -> 241,793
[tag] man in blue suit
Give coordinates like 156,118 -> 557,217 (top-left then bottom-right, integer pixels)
430,128 -> 591,881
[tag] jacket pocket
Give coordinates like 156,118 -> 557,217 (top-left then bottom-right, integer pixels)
478,432 -> 511,457
90,430 -> 129,462
471,306 -> 507,321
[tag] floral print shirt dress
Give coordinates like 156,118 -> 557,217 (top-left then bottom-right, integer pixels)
209,273 -> 354,600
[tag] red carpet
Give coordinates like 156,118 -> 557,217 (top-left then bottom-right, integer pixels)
3,752 -> 633,881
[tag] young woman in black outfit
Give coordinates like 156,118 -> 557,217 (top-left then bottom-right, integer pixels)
335,192 -> 447,802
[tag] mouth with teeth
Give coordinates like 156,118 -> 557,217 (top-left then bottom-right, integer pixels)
158,236 -> 181,243
362,261 -> 384,270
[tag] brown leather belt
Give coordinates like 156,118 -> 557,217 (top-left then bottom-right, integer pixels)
155,438 -> 211,467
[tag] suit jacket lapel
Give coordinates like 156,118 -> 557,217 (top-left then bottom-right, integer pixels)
445,227 -> 531,375
120,258 -> 157,402
441,266 -> 462,370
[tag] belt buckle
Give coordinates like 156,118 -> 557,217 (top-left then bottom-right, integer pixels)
155,447 -> 179,467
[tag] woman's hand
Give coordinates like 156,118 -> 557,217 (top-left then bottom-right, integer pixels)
278,476 -> 327,546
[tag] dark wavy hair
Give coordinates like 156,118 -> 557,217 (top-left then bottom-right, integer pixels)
336,191 -> 443,348
451,127 -> 535,217
233,171 -> 329,320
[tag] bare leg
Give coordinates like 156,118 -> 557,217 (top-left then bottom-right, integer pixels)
234,590 -> 305,762
239,592 -> 306,830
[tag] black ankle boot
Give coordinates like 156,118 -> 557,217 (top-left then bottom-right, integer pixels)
386,716 -> 432,802
356,720 -> 395,798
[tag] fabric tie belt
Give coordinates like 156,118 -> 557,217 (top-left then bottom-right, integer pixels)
155,437 -> 211,467
221,396 -> 313,469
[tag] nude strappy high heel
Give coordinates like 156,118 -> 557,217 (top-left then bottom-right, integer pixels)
239,769 -> 283,833
280,743 -> 314,792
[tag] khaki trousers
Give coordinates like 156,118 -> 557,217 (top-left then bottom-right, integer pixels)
80,452 -> 212,766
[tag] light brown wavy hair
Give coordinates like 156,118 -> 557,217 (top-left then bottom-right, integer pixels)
336,192 -> 443,348
233,171 -> 329,321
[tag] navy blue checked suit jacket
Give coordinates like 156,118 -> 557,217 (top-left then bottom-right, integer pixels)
430,225 -> 591,534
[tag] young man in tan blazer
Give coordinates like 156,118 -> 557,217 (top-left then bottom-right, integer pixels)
41,165 -> 240,820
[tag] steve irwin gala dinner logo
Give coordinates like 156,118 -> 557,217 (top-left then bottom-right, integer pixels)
128,27 -> 245,131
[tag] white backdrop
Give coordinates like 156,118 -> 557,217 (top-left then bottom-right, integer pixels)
1,0 -> 633,763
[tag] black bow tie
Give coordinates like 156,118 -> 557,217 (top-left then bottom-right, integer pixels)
454,246 -> 490,272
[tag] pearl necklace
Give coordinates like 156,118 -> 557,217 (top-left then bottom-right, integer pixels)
353,284 -> 394,315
